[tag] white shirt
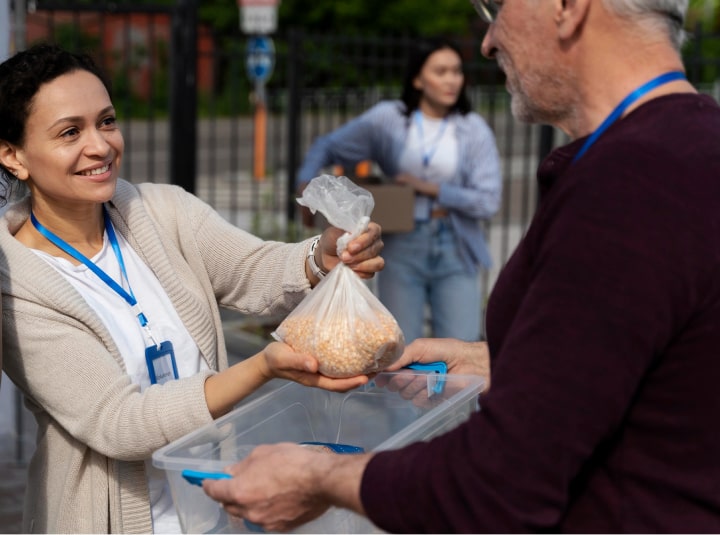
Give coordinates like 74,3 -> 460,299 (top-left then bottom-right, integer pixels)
398,111 -> 459,220
34,228 -> 208,534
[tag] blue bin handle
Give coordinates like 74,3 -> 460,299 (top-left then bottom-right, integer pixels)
404,361 -> 448,395
406,362 -> 448,374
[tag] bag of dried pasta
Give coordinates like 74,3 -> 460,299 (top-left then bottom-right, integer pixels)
272,174 -> 405,378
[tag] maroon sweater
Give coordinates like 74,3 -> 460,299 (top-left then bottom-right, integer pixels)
361,93 -> 720,532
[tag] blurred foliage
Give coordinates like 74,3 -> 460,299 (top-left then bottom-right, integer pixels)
44,0 -> 480,39
36,0 -> 719,34
687,0 -> 719,31
277,0 -> 476,36
31,0 -> 720,115
685,0 -> 720,84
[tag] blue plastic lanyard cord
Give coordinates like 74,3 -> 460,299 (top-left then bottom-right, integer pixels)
30,206 -> 161,348
414,109 -> 449,168
572,71 -> 686,163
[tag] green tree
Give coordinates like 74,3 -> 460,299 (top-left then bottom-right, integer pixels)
194,0 -> 478,39
44,0 -> 718,34
277,0 -> 476,36
688,0 -> 719,31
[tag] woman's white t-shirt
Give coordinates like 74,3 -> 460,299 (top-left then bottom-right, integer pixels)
398,111 -> 459,220
34,228 -> 208,534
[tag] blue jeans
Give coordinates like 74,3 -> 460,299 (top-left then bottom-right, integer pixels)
377,218 -> 483,344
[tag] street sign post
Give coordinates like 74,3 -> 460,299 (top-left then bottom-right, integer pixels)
238,0 -> 279,181
246,35 -> 275,84
245,35 -> 275,181
238,0 -> 279,35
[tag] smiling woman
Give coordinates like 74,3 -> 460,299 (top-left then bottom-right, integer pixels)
7,68 -> 123,260
0,43 -> 385,534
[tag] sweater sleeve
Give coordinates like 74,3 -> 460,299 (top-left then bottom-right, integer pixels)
135,183 -> 313,317
3,301 -> 216,461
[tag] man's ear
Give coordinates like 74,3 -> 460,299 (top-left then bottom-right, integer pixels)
0,140 -> 27,180
555,0 -> 591,40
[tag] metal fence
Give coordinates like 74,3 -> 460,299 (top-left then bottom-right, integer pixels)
22,6 -> 720,288
22,6 -> 720,283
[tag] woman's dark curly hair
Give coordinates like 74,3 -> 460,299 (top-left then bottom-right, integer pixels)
399,36 -> 472,117
0,43 -> 111,204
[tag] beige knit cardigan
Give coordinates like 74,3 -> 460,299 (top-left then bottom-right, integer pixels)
0,180 -> 314,533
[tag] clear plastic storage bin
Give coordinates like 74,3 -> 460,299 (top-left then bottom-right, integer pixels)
152,370 -> 484,533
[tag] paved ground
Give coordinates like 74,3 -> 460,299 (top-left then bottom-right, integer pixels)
0,461 -> 26,534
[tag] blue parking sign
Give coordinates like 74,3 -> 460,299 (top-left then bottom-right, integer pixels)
246,36 -> 275,83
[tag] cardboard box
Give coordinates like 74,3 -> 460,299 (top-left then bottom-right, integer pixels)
152,371 -> 484,533
312,181 -> 415,234
362,183 -> 415,233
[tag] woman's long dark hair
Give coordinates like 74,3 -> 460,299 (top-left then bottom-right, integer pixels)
399,36 -> 472,117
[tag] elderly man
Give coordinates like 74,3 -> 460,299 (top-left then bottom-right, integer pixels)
203,0 -> 720,531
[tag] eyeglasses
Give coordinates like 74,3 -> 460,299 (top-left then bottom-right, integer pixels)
471,0 -> 500,23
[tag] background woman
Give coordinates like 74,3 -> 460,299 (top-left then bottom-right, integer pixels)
0,43 -> 383,533
296,36 -> 502,343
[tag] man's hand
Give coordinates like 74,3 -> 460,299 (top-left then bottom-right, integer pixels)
387,337 -> 491,388
203,443 -> 371,532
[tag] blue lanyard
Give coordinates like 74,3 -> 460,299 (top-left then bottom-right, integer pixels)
30,206 -> 160,347
573,71 -> 686,163
414,110 -> 449,167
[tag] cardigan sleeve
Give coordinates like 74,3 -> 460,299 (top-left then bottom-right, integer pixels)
2,300 -> 216,461
134,183 -> 313,317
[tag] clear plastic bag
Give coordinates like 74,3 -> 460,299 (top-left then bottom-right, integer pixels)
272,175 -> 405,378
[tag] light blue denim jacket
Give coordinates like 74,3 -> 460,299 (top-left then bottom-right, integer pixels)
297,100 -> 502,271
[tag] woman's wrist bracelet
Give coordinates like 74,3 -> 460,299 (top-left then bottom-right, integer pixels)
307,237 -> 328,279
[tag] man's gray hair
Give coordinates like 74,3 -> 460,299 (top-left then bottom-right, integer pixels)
603,0 -> 688,48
